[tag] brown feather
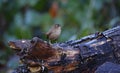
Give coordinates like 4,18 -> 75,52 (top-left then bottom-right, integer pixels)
46,24 -> 61,40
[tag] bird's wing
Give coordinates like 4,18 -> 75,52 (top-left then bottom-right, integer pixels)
46,26 -> 54,35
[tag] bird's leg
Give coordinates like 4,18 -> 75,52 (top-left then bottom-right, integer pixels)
48,39 -> 52,45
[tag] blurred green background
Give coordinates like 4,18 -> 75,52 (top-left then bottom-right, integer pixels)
0,0 -> 120,72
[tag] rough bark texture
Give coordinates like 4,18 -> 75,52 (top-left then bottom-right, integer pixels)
95,62 -> 120,73
8,26 -> 120,73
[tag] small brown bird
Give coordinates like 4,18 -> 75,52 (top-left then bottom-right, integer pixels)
46,24 -> 61,42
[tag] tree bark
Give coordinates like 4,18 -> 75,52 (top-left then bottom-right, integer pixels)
9,26 -> 120,73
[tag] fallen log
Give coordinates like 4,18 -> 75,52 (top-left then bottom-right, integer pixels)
8,26 -> 120,73
95,62 -> 120,73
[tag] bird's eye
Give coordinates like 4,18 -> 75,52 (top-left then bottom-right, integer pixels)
57,24 -> 60,26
